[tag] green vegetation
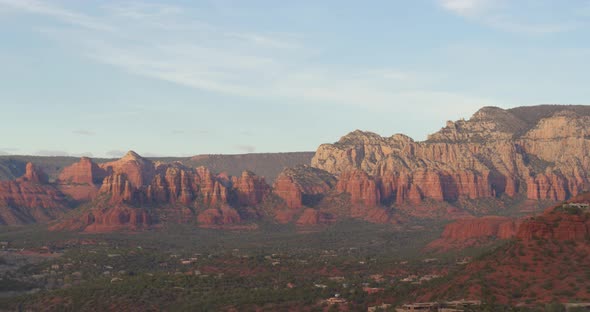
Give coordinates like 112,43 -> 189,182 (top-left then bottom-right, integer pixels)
0,220 -> 448,311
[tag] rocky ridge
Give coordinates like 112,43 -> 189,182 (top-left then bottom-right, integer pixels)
4,104 -> 590,231
427,216 -> 520,251
311,105 -> 590,212
418,193 -> 590,305
51,152 -> 272,231
0,163 -> 69,224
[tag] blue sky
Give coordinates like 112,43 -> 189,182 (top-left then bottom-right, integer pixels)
0,0 -> 589,157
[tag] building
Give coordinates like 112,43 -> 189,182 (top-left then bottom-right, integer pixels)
396,300 -> 481,312
326,296 -> 347,305
564,203 -> 590,209
565,303 -> 590,311
396,302 -> 438,311
368,304 -> 392,312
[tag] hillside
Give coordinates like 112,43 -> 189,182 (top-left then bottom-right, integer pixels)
416,193 -> 590,306
180,152 -> 315,181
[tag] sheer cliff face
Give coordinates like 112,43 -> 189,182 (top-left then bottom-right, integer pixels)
0,163 -> 69,225
312,106 -> 590,204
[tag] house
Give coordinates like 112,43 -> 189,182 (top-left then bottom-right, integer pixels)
396,300 -> 480,312
564,203 -> 590,209
370,274 -> 385,283
420,274 -> 441,282
565,303 -> 590,311
363,287 -> 384,294
329,276 -> 345,282
396,302 -> 438,311
368,304 -> 392,312
401,275 -> 417,282
326,295 -> 347,305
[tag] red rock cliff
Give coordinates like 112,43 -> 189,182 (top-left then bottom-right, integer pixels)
272,166 -> 336,209
312,106 -> 590,205
0,163 -> 69,225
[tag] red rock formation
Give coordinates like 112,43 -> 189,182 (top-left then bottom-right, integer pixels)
296,208 -> 320,226
147,165 -> 194,205
407,184 -> 422,205
91,154 -> 267,209
193,167 -> 227,207
363,207 -> 390,224
58,157 -> 106,185
311,106 -> 590,206
274,209 -> 299,224
526,172 -> 569,201
419,197 -> 590,305
429,197 -> 590,244
427,216 -> 519,251
20,162 -> 49,184
100,173 -> 134,203
443,216 -> 517,240
57,157 -> 106,201
410,170 -> 444,201
295,208 -> 335,226
517,209 -> 590,241
51,152 -> 275,231
232,171 -> 270,206
0,163 -> 69,225
272,166 -> 336,209
197,206 -> 242,225
99,151 -> 155,188
50,205 -> 151,232
336,170 -> 380,208
273,173 -> 303,209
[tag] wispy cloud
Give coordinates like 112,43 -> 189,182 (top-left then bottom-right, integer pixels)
35,149 -> 69,156
142,152 -> 165,158
439,0 -> 492,17
235,145 -> 256,153
72,129 -> 95,136
438,0 -> 586,35
2,0 -> 501,115
0,147 -> 19,155
0,0 -> 113,31
106,150 -> 126,158
33,150 -> 93,157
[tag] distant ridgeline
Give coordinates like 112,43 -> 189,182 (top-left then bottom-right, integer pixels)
2,105 -> 590,230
